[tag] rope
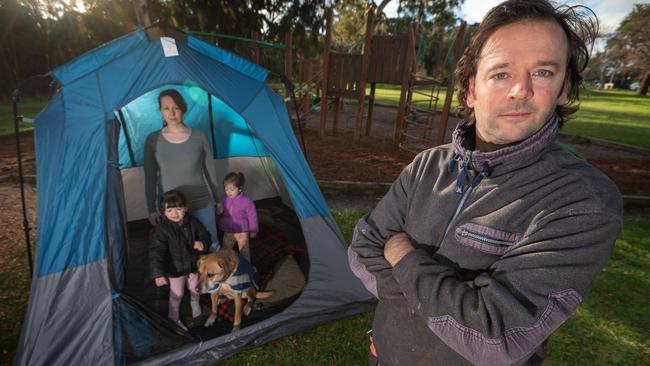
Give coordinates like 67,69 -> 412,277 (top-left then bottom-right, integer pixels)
186,30 -> 286,49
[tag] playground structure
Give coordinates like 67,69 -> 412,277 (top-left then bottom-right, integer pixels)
189,7 -> 468,153
304,6 -> 468,153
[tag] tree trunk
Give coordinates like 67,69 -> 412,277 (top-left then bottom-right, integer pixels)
637,71 -> 650,96
134,0 -> 151,27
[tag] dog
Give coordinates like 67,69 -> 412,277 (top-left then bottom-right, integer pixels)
197,249 -> 273,331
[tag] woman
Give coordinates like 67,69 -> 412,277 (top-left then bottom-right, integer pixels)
144,89 -> 220,251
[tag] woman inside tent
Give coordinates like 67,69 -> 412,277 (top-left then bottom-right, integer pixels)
144,89 -> 221,251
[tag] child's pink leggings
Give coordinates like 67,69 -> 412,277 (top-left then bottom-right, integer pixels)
168,273 -> 199,321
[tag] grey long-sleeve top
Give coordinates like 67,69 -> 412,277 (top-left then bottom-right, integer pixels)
348,118 -> 623,366
144,129 -> 219,214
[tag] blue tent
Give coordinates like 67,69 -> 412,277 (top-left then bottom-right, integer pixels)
15,26 -> 374,365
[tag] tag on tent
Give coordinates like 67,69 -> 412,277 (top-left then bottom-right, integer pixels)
160,37 -> 179,57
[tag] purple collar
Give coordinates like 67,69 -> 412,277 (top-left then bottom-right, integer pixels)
451,116 -> 559,173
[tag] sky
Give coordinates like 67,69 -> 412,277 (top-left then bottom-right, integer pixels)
383,0 -> 647,33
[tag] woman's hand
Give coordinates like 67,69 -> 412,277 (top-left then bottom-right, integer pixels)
193,241 -> 205,251
148,212 -> 161,226
155,276 -> 169,287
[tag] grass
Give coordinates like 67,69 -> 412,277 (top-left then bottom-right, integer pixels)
1,213 -> 648,365
215,214 -> 650,366
0,99 -> 45,135
1,87 -> 649,149
562,89 -> 650,149
545,218 -> 650,365
0,248 -> 32,366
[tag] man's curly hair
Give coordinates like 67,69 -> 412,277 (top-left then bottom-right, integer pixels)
454,0 -> 598,127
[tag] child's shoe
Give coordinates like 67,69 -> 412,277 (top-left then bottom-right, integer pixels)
191,300 -> 202,318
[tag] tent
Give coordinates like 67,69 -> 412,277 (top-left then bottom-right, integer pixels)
15,25 -> 375,365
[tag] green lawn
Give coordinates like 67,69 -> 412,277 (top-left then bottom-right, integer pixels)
0,99 -> 45,135
371,85 -> 650,149
216,213 -> 650,365
562,89 -> 650,149
1,87 -> 649,149
2,212 -> 648,365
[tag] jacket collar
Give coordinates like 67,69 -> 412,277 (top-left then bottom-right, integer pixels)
161,215 -> 190,228
451,115 -> 559,175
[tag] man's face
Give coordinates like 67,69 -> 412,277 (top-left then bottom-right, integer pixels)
467,20 -> 569,145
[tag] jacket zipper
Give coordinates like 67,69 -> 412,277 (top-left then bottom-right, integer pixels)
440,151 -> 489,248
458,229 -> 512,246
441,151 -> 473,247
441,185 -> 474,247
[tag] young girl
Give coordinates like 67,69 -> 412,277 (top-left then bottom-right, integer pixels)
217,172 -> 258,262
149,190 -> 211,331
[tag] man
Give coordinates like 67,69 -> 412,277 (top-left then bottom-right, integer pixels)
347,1 -> 623,365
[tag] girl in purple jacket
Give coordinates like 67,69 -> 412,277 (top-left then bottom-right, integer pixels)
217,172 -> 258,262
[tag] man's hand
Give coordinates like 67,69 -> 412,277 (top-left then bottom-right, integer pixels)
193,241 -> 205,251
155,276 -> 169,287
216,203 -> 224,215
384,232 -> 415,267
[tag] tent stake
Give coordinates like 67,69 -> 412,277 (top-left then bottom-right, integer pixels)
12,89 -> 34,276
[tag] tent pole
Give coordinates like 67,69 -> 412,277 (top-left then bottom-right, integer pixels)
12,89 -> 34,276
208,93 -> 217,157
280,75 -> 309,163
117,109 -> 137,167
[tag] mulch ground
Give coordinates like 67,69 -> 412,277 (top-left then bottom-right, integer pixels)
301,127 -> 650,197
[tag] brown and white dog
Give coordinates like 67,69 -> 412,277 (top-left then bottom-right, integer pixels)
197,249 -> 273,331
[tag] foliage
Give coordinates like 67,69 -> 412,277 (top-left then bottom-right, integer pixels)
605,4 -> 650,94
147,0 -> 327,63
395,0 -> 462,26
330,0 -> 464,78
0,0 -> 328,98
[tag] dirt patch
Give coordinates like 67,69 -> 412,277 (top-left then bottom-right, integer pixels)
300,105 -> 650,197
0,182 -> 37,273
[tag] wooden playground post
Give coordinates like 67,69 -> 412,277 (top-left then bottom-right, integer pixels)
436,21 -> 467,146
333,97 -> 341,134
393,23 -> 416,147
250,31 -> 260,64
365,82 -> 376,136
284,31 -> 293,97
319,7 -> 333,137
354,6 -> 375,141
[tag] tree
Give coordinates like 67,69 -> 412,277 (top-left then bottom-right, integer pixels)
144,0 -> 327,73
388,0 -> 464,77
609,4 -> 650,95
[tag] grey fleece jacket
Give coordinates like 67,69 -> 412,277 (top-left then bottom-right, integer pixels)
348,117 -> 623,366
